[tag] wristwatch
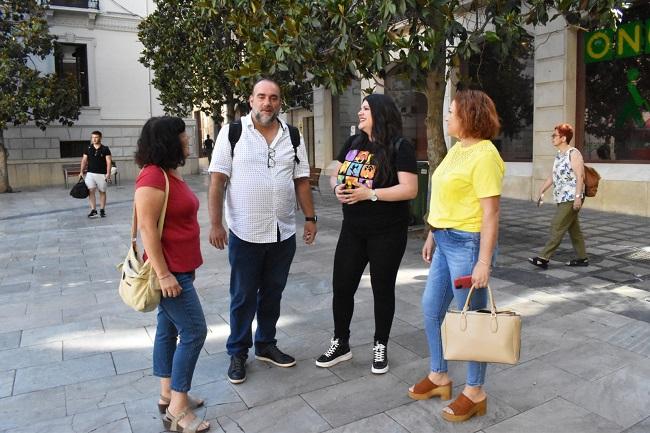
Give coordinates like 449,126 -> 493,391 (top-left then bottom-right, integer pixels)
370,190 -> 378,202
305,216 -> 318,223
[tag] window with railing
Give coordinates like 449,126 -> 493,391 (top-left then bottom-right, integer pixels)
45,1 -> 99,9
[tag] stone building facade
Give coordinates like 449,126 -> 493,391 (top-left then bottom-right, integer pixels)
5,0 -> 198,189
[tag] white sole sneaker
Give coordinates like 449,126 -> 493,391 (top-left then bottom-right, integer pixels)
315,351 -> 352,368
371,364 -> 389,374
254,355 -> 296,368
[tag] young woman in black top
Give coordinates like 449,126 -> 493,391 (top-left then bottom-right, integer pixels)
315,93 -> 418,374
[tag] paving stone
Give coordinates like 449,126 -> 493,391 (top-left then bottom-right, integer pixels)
0,386 -> 67,430
0,370 -> 14,398
486,359 -> 589,412
217,395 -> 329,433
386,393 -> 519,433
518,325 -> 588,363
7,404 -> 132,433
541,341 -> 645,381
65,369 -> 158,415
484,397 -> 622,433
561,359 -> 650,429
622,416 -> 650,433
62,327 -> 151,360
0,310 -> 63,333
20,318 -> 105,347
0,341 -> 61,371
230,358 -> 340,407
302,373 -> 412,428
0,331 -> 21,351
598,318 -> 650,356
14,353 -> 116,395
323,413 -> 409,433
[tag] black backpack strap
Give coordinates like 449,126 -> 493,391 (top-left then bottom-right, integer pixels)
287,124 -> 301,164
228,121 -> 243,158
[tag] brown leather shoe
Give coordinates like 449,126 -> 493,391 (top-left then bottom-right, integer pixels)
442,393 -> 487,422
408,376 -> 452,400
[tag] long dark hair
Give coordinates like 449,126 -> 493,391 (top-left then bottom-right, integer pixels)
352,93 -> 403,184
135,116 -> 186,169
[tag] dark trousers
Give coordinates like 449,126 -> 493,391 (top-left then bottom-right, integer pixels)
226,231 -> 296,357
332,222 -> 408,344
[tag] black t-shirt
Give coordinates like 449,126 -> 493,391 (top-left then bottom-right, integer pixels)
84,145 -> 111,174
336,134 -> 417,231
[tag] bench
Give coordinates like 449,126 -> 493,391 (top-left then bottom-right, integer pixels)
62,163 -> 120,188
62,164 -> 82,188
309,167 -> 321,194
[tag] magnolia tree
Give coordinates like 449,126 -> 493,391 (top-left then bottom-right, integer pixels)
138,0 -> 312,122
0,0 -> 80,193
198,0 -> 626,168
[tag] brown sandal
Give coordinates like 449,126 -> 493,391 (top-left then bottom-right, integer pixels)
441,393 -> 487,422
408,376 -> 452,400
163,408 -> 210,433
158,394 -> 205,414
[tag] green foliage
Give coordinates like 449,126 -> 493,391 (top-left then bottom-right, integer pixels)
0,0 -> 80,130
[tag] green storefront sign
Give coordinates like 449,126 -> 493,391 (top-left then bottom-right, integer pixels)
585,19 -> 650,63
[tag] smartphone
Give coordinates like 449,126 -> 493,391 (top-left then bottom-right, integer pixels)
453,275 -> 473,289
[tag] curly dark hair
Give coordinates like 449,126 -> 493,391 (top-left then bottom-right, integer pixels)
351,93 -> 403,184
134,116 -> 186,169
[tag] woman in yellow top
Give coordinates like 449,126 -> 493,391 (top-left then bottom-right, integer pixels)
408,89 -> 504,422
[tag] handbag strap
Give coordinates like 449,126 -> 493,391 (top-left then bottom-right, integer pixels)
130,168 -> 170,249
462,284 -> 498,315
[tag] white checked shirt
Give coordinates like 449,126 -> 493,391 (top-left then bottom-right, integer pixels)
208,114 -> 310,244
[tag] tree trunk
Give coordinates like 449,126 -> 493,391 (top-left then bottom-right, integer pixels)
0,130 -> 13,193
424,62 -> 448,171
226,101 -> 236,122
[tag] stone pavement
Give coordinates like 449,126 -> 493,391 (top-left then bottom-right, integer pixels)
0,174 -> 648,433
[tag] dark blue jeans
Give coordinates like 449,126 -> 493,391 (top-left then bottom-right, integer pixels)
226,231 -> 296,357
153,272 -> 207,393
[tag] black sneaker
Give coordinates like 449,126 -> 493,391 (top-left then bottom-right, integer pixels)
566,258 -> 589,266
99,209 -> 106,218
371,341 -> 389,374
528,256 -> 549,269
255,344 -> 296,367
87,209 -> 98,218
227,355 -> 246,384
315,338 -> 352,368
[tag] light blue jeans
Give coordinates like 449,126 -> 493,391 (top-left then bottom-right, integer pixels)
422,229 -> 489,387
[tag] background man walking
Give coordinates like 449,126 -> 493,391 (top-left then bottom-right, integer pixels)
80,130 -> 112,218
208,78 -> 317,384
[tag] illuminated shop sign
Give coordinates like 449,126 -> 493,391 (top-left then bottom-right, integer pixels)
585,20 -> 650,63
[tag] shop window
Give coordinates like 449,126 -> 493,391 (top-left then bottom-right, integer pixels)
577,1 -> 650,162
55,43 -> 89,106
458,38 -> 534,162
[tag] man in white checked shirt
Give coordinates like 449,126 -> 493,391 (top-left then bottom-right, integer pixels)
208,78 -> 317,384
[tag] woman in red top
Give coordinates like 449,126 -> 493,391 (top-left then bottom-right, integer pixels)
134,117 -> 209,433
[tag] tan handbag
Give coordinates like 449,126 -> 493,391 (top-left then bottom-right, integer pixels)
117,170 -> 169,313
441,285 -> 521,364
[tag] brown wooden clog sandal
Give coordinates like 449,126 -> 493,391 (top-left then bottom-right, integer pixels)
408,376 -> 452,400
163,408 -> 210,433
158,394 -> 205,414
441,393 -> 487,422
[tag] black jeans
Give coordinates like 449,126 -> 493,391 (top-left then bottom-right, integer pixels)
332,221 -> 408,344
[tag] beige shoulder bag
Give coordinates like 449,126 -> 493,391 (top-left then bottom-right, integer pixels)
117,170 -> 169,313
